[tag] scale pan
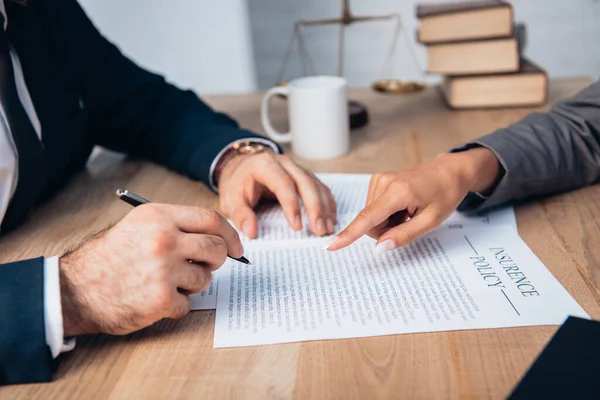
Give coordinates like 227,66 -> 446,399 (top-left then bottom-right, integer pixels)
372,79 -> 425,94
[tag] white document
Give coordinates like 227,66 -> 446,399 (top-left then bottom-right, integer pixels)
190,277 -> 219,310
196,173 -> 516,310
214,226 -> 588,348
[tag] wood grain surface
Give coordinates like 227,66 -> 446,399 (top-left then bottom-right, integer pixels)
0,78 -> 597,399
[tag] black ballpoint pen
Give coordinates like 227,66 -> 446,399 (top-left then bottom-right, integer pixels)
115,189 -> 251,265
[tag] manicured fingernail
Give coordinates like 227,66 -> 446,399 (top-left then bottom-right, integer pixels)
326,218 -> 335,233
375,239 -> 396,255
242,221 -> 251,237
316,218 -> 326,234
294,215 -> 302,231
323,236 -> 339,250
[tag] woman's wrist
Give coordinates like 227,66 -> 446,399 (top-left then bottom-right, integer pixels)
438,147 -> 501,194
459,147 -> 501,193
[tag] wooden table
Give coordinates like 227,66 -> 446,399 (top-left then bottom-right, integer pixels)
1,78 -> 599,399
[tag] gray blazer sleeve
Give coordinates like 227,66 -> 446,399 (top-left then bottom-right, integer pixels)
452,79 -> 600,211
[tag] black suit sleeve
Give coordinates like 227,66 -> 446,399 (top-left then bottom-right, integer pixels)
69,0 -> 268,187
0,257 -> 55,385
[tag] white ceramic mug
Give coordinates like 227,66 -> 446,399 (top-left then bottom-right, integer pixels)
261,76 -> 350,160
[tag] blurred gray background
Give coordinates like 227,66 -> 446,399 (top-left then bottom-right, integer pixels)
79,0 -> 600,93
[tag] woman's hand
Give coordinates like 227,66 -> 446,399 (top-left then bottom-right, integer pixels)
327,148 -> 501,253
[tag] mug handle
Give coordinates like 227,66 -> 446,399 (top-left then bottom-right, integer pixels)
261,86 -> 292,143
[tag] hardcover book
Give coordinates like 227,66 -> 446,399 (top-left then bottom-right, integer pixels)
417,0 -> 513,44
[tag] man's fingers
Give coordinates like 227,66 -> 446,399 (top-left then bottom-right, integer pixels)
174,261 -> 214,294
279,160 -> 333,235
170,293 -> 193,320
219,181 -> 260,239
230,204 -> 259,239
178,234 -> 228,271
158,205 -> 244,259
321,183 -> 337,229
328,190 -> 408,251
252,159 -> 303,231
376,210 -> 440,251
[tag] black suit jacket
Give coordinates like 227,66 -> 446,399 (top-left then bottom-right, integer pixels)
0,0 -> 268,385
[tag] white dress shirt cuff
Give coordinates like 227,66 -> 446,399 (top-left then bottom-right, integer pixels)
44,256 -> 76,358
208,137 -> 281,192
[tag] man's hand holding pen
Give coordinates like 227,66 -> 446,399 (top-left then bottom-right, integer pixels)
57,148 -> 339,338
59,204 -> 244,336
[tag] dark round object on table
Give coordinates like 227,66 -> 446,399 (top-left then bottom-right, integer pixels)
348,100 -> 369,130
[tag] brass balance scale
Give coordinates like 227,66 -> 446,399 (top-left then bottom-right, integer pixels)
274,0 -> 426,128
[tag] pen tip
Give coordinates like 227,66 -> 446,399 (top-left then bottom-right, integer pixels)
229,255 -> 252,264
239,256 -> 251,265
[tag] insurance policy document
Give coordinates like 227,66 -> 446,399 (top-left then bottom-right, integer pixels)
192,174 -> 517,310
214,226 -> 587,348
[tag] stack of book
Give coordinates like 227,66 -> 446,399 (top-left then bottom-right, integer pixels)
417,0 -> 548,109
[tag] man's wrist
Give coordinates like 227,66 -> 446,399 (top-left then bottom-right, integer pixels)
211,139 -> 280,190
214,147 -> 242,188
59,254 -> 95,336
